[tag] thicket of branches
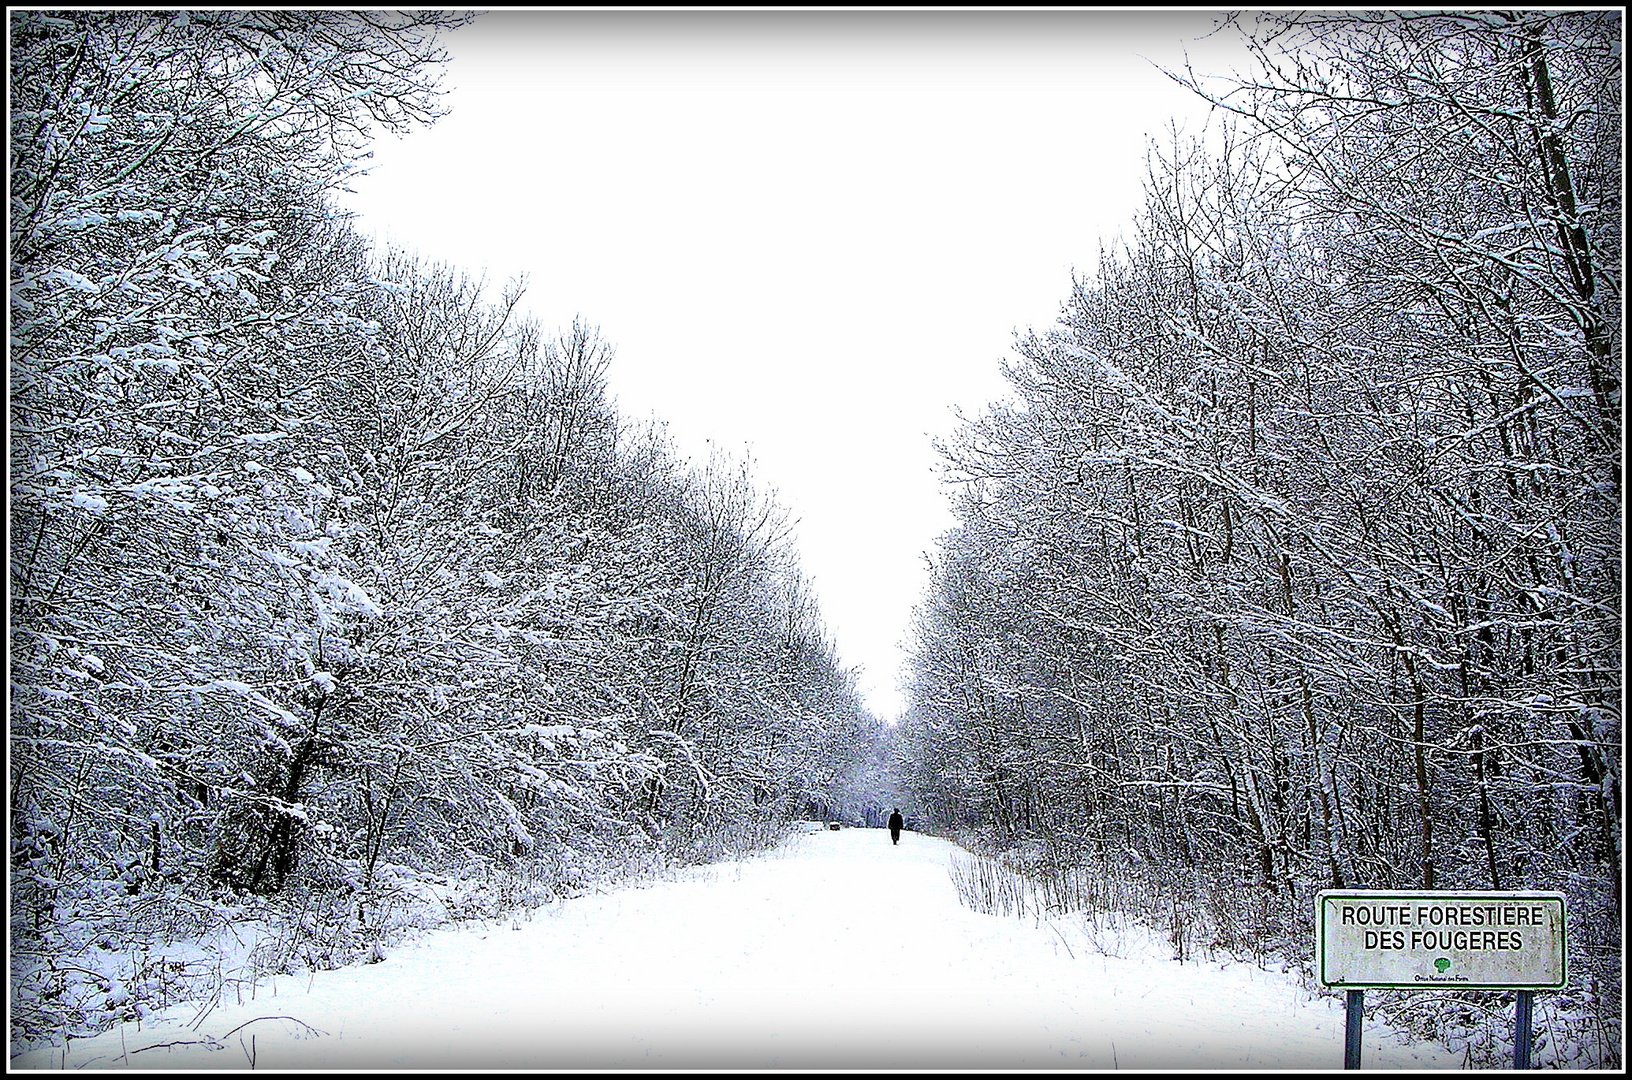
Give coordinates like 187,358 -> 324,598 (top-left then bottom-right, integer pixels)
9,10 -> 881,1050
897,11 -> 1619,1069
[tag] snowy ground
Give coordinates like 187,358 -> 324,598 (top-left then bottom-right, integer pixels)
12,827 -> 1464,1070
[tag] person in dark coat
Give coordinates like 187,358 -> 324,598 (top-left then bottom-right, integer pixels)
888,808 -> 904,845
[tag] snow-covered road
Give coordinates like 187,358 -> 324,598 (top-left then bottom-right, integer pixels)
13,827 -> 1463,1070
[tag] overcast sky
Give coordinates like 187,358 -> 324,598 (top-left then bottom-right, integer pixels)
334,8 -> 1258,723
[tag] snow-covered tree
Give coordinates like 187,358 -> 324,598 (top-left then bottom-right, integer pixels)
900,11 -> 1620,1066
11,10 -> 875,1050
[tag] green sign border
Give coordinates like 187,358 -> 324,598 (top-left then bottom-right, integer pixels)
1316,890 -> 1568,991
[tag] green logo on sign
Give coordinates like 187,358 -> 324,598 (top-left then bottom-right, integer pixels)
1434,957 -> 1452,973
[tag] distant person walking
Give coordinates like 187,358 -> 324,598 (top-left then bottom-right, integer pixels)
888,808 -> 904,845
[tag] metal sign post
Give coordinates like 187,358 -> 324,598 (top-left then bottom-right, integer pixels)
1344,989 -> 1364,1069
1315,890 -> 1566,1070
1515,989 -> 1534,1069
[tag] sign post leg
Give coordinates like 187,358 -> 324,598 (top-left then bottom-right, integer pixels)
1344,989 -> 1364,1069
1514,989 -> 1534,1069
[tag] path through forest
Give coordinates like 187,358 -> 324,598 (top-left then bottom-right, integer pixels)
13,828 -> 1463,1070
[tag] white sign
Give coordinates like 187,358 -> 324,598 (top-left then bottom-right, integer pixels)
1317,890 -> 1566,990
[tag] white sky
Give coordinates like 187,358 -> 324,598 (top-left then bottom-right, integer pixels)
333,8 -> 1258,722
13,828 -> 1469,1069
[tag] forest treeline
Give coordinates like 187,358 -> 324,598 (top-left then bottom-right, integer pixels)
9,10 -> 881,1046
894,11 -> 1620,1067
